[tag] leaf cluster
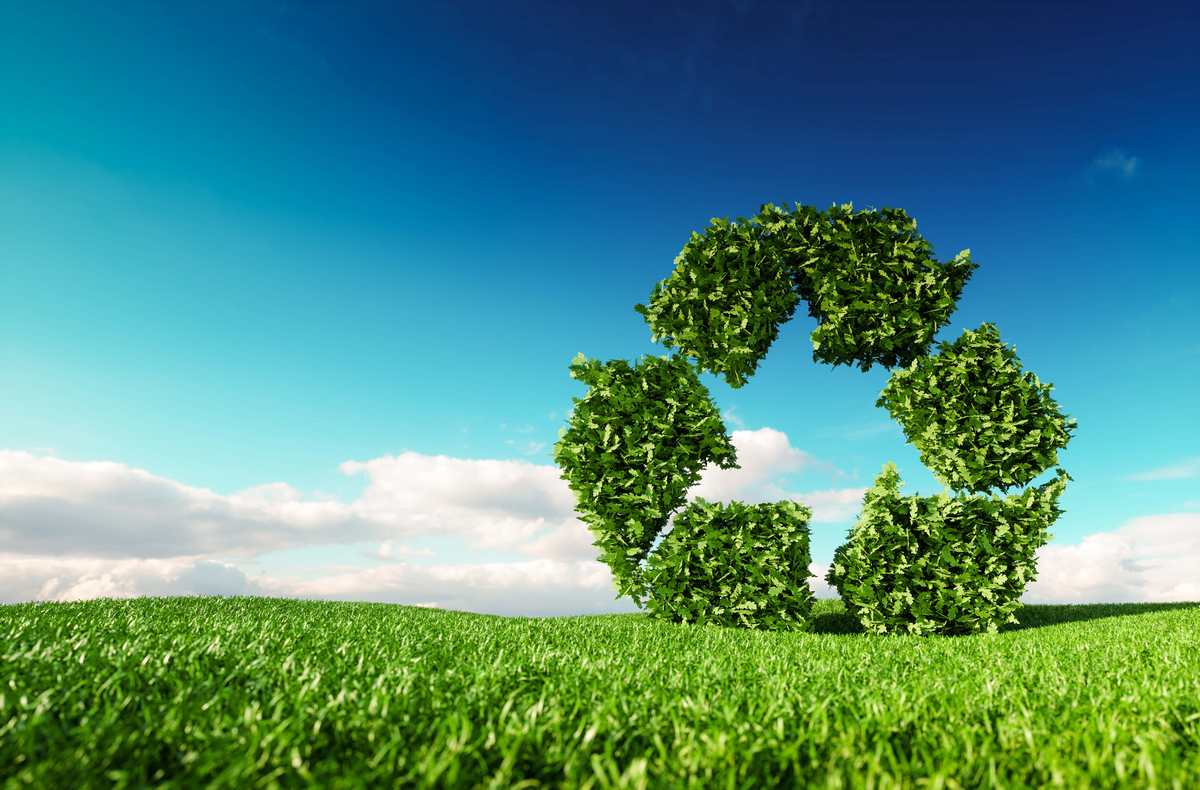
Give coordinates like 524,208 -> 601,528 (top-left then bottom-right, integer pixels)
643,498 -> 815,631
876,322 -> 1078,492
826,462 -> 1072,636
634,201 -> 979,385
553,352 -> 739,603
633,208 -> 803,389
795,202 -> 979,372
569,198 -> 1077,633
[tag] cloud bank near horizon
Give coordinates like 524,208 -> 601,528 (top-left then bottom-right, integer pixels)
1,435 -> 1196,614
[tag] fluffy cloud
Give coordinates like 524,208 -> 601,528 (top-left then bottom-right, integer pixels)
0,450 -> 586,560
807,562 -> 836,599
0,552 -> 633,616
0,550 -> 834,613
766,487 -> 868,523
687,428 -> 863,520
0,432 -> 863,610
0,430 -> 860,563
688,427 -> 812,503
376,540 -> 433,560
0,554 -> 261,603
256,559 -> 637,617
0,452 -> 370,558
341,453 -> 576,524
1024,513 -> 1200,603
11,438 -> 1195,614
340,452 -> 587,557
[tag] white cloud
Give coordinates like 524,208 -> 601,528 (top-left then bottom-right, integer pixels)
341,452 -> 576,520
255,558 -> 635,617
808,562 -> 836,599
1091,148 -> 1139,178
1126,457 -> 1200,481
504,428 -> 865,559
376,540 -> 434,560
0,449 -> 588,560
688,428 -> 812,502
520,520 -> 599,562
777,487 -> 869,523
339,452 -> 579,554
0,551 -> 634,616
0,552 -> 837,612
0,451 -> 371,558
0,554 -> 261,603
0,429 -> 858,562
1024,513 -> 1200,603
18,435 -> 1194,613
688,428 -> 864,521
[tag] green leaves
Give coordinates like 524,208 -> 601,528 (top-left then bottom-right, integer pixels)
826,463 -> 1072,636
636,202 -> 978,384
562,197 -> 1076,635
553,353 -> 739,604
634,206 -> 807,389
644,498 -> 815,631
876,322 -> 1078,493
797,205 -> 978,373
557,350 -> 816,629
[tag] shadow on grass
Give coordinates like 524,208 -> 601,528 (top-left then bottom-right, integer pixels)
806,600 -> 1200,635
1002,601 -> 1200,632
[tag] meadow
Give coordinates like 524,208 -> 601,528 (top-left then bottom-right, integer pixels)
2,595 -> 1198,788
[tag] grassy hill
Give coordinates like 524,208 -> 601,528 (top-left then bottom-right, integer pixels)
2,596 -> 1198,788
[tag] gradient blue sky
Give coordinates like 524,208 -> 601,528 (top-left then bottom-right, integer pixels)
2,1 -> 1198,606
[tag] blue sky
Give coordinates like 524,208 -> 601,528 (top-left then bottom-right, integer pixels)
2,1 -> 1198,611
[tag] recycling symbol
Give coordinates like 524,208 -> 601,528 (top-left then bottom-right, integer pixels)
555,202 -> 1075,635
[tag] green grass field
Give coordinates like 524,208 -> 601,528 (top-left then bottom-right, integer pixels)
2,596 -> 1198,789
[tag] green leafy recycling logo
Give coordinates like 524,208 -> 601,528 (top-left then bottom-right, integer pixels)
554,202 -> 1077,635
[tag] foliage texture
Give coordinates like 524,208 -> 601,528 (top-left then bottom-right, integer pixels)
643,498 -> 815,630
632,210 -> 803,389
634,201 -> 978,381
553,352 -> 738,603
826,462 -> 1072,635
876,322 -> 1078,492
789,202 -> 978,373
560,198 -> 1075,634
